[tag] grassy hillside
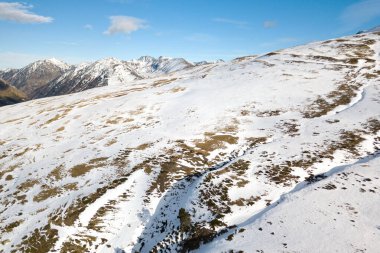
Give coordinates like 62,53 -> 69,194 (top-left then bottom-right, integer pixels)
0,79 -> 27,107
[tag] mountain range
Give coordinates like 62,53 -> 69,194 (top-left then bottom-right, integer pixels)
0,30 -> 379,253
0,56 -> 215,102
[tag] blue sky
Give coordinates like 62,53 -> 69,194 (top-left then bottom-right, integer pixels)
0,0 -> 380,68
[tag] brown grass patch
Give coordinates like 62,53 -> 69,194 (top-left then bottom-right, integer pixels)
135,143 -> 152,150
33,187 -> 60,202
15,147 -> 31,157
70,157 -> 108,177
364,73 -> 378,79
43,107 -> 72,126
170,86 -> 186,93
152,78 -> 177,87
56,126 -> 65,132
5,174 -> 13,180
106,116 -> 133,124
63,183 -> 78,191
303,82 -> 361,118
45,114 -> 61,125
105,138 -> 117,147
17,179 -> 39,192
48,165 -> 64,181
3,219 -> 23,233
195,134 -> 239,153
15,224 -> 58,253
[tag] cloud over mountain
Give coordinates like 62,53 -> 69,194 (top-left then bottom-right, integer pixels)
104,15 -> 147,35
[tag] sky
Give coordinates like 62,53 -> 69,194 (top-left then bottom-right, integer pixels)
0,0 -> 380,69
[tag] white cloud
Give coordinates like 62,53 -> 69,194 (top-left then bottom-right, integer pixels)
0,2 -> 52,23
263,20 -> 276,29
340,0 -> 380,29
104,16 -> 147,35
213,17 -> 248,26
84,24 -> 93,30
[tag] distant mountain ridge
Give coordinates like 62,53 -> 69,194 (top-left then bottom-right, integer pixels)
0,56 -> 216,101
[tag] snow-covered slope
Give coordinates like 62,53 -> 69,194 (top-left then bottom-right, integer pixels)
197,152 -> 380,253
0,32 -> 379,253
0,58 -> 70,97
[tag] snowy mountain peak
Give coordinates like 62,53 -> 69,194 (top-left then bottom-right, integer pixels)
24,58 -> 71,72
136,55 -> 157,62
45,58 -> 71,69
96,57 -> 121,64
195,59 -> 225,65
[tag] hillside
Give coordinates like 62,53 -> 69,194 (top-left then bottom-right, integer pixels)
0,79 -> 27,106
0,31 -> 379,253
0,59 -> 70,97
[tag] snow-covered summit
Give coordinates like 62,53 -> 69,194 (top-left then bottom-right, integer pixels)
194,59 -> 225,65
21,58 -> 71,73
127,55 -> 194,75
